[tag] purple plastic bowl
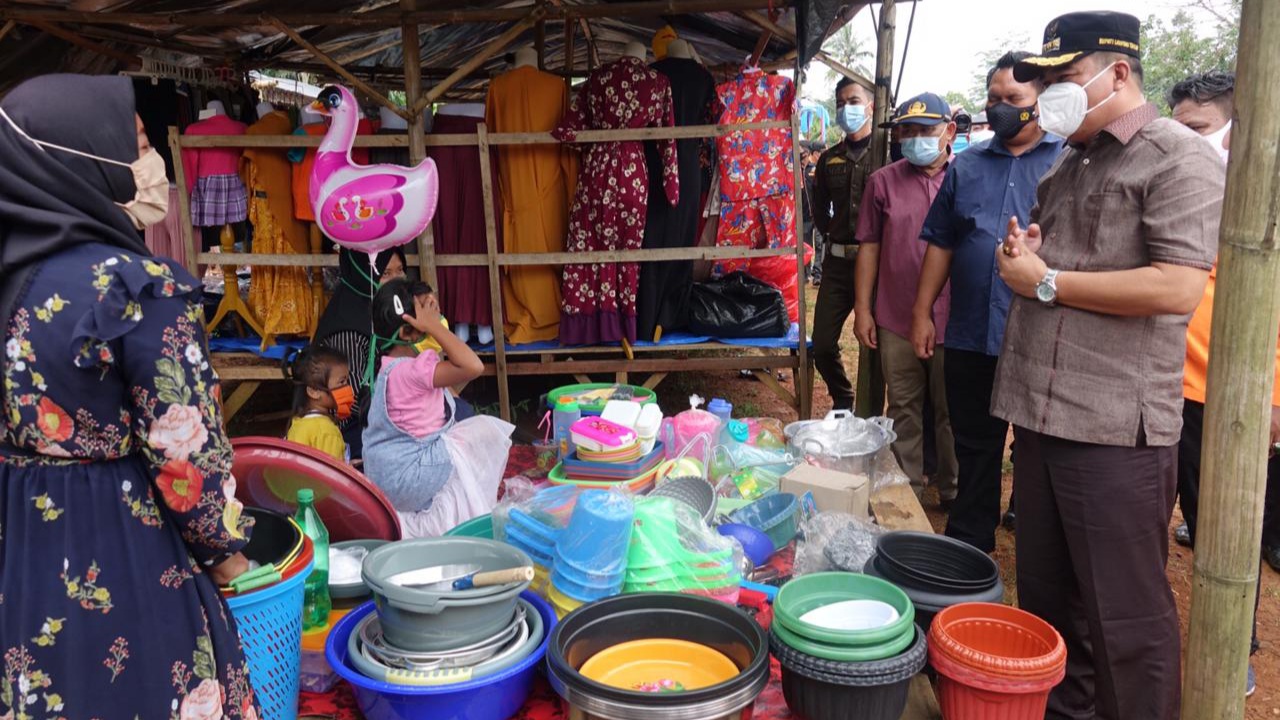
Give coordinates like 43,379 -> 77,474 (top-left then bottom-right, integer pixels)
325,591 -> 555,720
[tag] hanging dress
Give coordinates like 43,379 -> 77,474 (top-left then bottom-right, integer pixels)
553,56 -> 680,346
427,110 -> 494,329
244,110 -> 313,337
638,56 -> 723,341
486,65 -> 577,344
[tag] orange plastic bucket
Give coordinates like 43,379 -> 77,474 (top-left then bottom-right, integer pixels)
927,603 -> 1066,720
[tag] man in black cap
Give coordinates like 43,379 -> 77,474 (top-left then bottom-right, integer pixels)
992,11 -> 1225,719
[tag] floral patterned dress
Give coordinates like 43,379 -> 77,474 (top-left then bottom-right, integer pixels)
553,56 -> 680,346
1,243 -> 259,720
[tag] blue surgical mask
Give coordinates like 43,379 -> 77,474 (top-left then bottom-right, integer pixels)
837,104 -> 868,134
901,135 -> 943,166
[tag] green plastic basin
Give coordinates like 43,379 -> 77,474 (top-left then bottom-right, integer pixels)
772,614 -> 915,663
774,572 -> 916,648
444,513 -> 495,539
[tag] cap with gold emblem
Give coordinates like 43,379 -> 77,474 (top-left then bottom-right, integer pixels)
880,92 -> 952,128
1013,11 -> 1141,83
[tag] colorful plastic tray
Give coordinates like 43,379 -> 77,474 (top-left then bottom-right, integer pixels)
547,461 -> 665,493
563,443 -> 666,481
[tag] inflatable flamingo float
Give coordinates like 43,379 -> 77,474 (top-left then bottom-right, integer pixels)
309,85 -> 439,267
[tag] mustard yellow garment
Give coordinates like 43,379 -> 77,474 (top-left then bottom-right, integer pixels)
287,414 -> 347,463
244,111 -> 314,336
486,67 -> 577,344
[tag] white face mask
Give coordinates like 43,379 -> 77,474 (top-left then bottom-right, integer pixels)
1204,120 -> 1231,164
0,107 -> 170,229
1037,61 -> 1118,139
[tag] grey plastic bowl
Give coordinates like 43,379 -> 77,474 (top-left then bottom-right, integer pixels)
363,538 -> 532,652
331,539 -> 390,601
651,475 -> 717,524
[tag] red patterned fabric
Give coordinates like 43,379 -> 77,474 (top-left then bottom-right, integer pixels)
554,57 -> 680,346
715,69 -> 795,203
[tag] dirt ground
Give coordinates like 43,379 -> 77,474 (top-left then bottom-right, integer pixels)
226,284 -> 1280,710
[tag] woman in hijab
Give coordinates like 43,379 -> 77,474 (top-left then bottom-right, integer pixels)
314,246 -> 406,458
0,75 -> 260,719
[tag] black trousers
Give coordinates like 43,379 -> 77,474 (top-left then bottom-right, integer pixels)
811,252 -> 856,409
943,349 -> 1009,552
1177,399 -> 1277,654
1015,428 -> 1181,720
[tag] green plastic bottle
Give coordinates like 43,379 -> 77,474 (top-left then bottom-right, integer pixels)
294,488 -> 331,631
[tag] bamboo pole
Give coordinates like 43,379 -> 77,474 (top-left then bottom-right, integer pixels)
815,52 -> 875,93
1182,1 -> 1280,717
270,18 -> 410,121
412,9 -> 544,115
855,0 -> 893,420
0,0 -> 795,27
197,246 -> 793,268
790,111 -> 812,419
400,3 -> 438,290
477,123 -> 512,421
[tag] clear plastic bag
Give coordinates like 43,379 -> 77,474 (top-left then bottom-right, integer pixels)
551,489 -> 637,599
493,483 -> 585,543
624,496 -> 743,603
793,512 -> 887,576
397,415 -> 514,538
710,441 -> 796,501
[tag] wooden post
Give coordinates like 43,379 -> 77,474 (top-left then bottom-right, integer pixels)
400,5 -> 437,289
476,123 -> 511,421
167,126 -> 198,278
1182,1 -> 1280,717
563,18 -> 575,91
856,0 -> 894,420
790,112 -> 812,419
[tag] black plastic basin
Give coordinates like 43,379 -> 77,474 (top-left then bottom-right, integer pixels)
875,531 -> 999,593
862,554 -> 1004,632
546,593 -> 769,720
772,624 -> 928,720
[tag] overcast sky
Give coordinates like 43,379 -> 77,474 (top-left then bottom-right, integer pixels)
801,0 -> 1226,108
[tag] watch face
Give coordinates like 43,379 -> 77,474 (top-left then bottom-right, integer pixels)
1036,282 -> 1055,303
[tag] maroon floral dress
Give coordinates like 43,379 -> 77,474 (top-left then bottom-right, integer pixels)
554,56 -> 680,345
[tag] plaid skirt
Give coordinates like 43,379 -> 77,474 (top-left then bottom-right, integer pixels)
192,173 -> 249,227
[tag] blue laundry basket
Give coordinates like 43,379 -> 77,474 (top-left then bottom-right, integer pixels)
226,559 -> 313,720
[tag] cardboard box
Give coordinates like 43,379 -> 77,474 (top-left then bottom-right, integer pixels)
781,462 -> 870,519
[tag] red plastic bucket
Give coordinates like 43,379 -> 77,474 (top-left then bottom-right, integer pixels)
927,603 -> 1066,720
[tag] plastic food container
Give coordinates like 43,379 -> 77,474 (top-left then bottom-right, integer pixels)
326,593 -> 556,720
635,404 -> 664,455
571,417 -> 639,453
601,400 -> 643,430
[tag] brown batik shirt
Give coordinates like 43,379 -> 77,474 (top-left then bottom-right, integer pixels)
991,102 -> 1224,447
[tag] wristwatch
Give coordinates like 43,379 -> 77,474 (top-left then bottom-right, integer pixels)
1036,269 -> 1060,306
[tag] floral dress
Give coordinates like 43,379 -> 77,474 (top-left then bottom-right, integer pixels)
553,56 -> 680,346
1,243 -> 259,720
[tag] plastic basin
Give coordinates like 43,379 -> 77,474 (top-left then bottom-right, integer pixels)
771,624 -> 928,720
444,514 -> 494,539
876,532 -> 999,593
330,539 -> 389,601
547,593 -> 769,720
774,572 -> 915,648
772,616 -> 915,663
927,603 -> 1066,720
363,538 -> 532,652
326,592 -> 555,720
728,493 -> 800,551
862,554 -> 1005,632
717,523 -> 774,566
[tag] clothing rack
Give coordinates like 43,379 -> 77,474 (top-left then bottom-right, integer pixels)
170,117 -> 814,423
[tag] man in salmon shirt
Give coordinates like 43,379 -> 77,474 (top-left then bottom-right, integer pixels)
1170,68 -> 1279,699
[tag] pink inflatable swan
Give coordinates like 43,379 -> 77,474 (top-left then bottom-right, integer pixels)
309,85 -> 439,259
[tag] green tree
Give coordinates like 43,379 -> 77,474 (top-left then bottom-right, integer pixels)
1141,1 -> 1239,115
942,91 -> 971,115
822,24 -> 873,78
966,33 -> 1033,108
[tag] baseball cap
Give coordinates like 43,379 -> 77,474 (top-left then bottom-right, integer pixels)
1014,11 -> 1141,83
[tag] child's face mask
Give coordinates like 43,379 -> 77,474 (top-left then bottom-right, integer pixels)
330,385 -> 356,420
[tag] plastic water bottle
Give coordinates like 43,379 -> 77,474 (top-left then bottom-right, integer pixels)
707,397 -> 733,423
295,488 -> 331,631
553,398 -> 582,460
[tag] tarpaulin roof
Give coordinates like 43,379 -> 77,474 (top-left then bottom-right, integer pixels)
0,1 -> 864,97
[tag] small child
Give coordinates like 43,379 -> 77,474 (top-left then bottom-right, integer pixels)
285,346 -> 354,463
362,279 -> 486,520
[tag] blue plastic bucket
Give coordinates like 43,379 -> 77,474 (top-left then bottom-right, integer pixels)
327,592 -> 556,720
226,559 -> 313,720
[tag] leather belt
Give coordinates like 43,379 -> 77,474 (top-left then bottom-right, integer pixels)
827,242 -> 858,259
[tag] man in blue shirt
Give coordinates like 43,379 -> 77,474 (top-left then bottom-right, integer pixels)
910,50 -> 1064,552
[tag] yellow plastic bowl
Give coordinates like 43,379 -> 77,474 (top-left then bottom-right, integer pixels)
579,639 -> 739,693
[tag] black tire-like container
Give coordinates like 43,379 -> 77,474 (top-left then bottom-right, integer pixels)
772,625 -> 928,720
547,593 -> 769,720
862,554 -> 1004,632
875,531 -> 999,592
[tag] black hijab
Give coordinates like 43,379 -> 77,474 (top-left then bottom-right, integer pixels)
0,75 -> 147,375
313,246 -> 408,344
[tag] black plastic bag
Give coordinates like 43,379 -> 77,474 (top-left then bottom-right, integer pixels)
687,271 -> 789,338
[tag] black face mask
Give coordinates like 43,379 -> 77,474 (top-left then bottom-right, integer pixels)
889,141 -> 904,163
987,102 -> 1037,140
